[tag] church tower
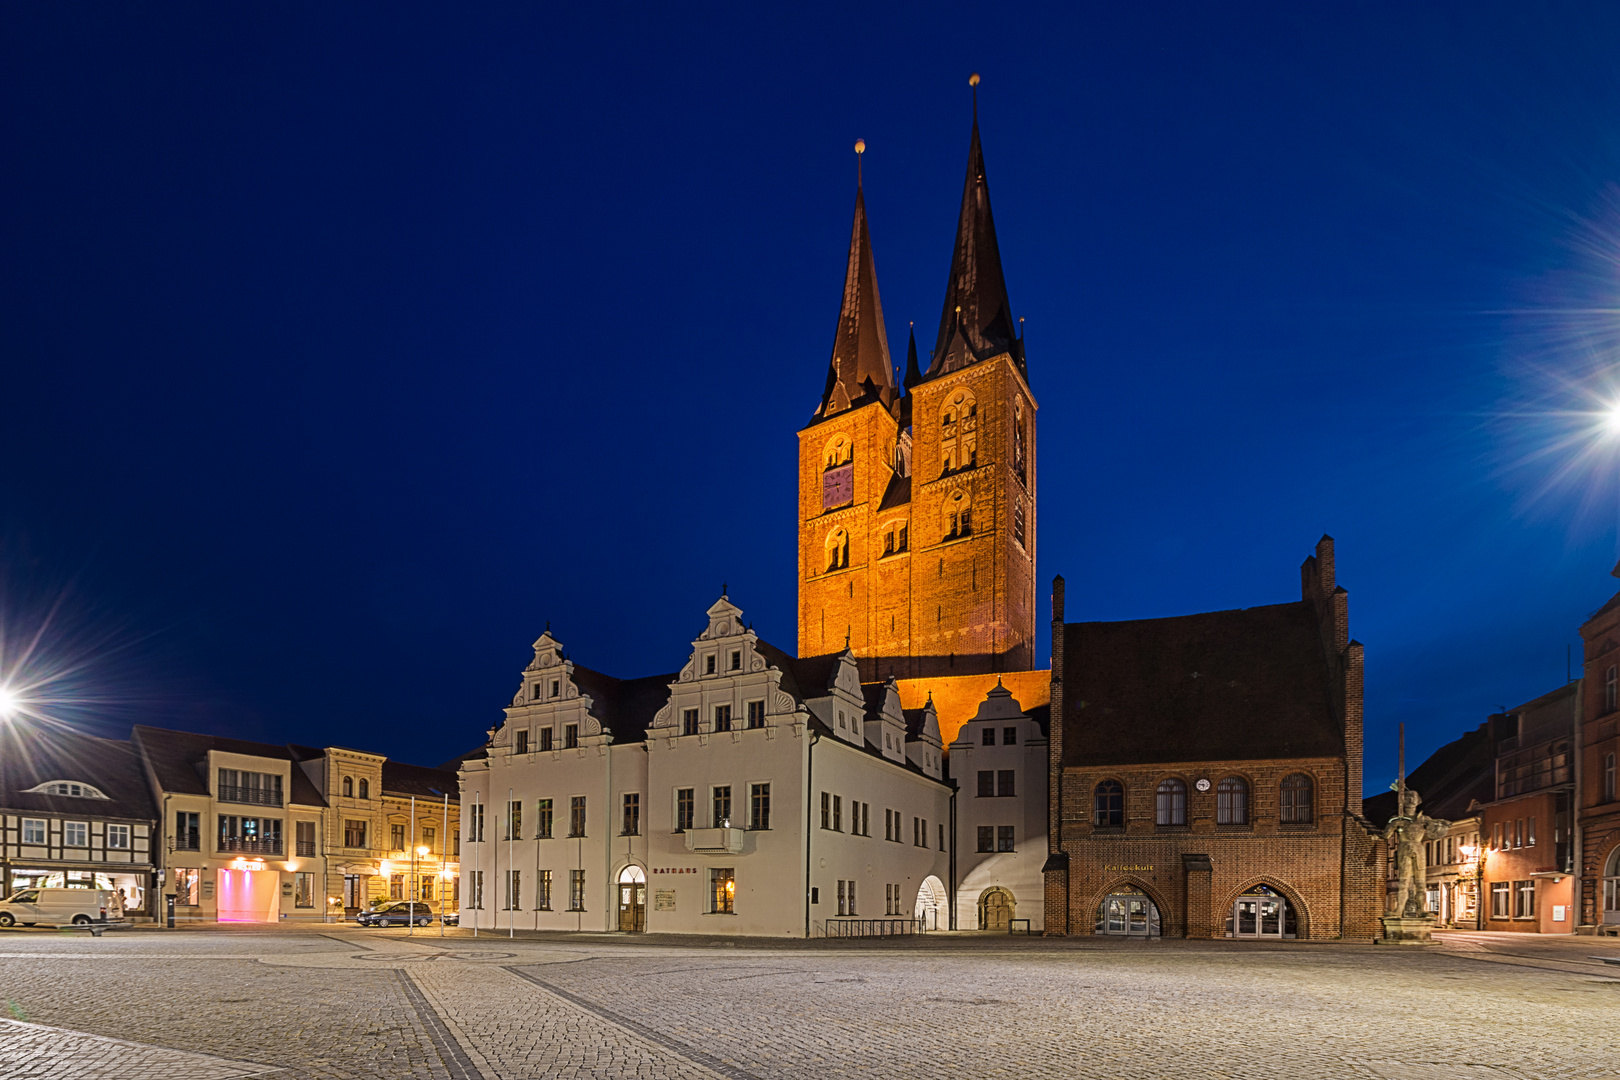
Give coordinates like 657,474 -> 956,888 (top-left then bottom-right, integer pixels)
798,90 -> 1037,679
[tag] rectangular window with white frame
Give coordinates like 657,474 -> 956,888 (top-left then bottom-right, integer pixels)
710,868 -> 735,914
106,824 -> 130,849
22,818 -> 46,845
1490,880 -> 1510,919
1513,879 -> 1535,919
676,788 -> 694,832
568,869 -> 586,911
64,821 -> 88,847
536,869 -> 553,910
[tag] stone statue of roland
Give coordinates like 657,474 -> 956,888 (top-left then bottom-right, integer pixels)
1383,785 -> 1450,918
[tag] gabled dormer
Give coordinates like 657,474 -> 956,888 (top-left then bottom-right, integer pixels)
679,596 -> 768,682
905,693 -> 945,780
862,678 -> 910,764
653,595 -> 799,739
499,629 -> 608,755
797,647 -> 868,746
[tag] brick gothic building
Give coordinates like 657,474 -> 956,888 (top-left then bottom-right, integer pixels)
797,107 -> 1036,681
1577,567 -> 1620,930
1042,537 -> 1386,940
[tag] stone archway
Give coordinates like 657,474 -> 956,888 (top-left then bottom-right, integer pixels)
978,887 -> 1015,931
914,876 -> 947,930
1221,878 -> 1309,939
1082,877 -> 1172,938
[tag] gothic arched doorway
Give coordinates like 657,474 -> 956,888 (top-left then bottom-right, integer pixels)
914,876 -> 947,930
979,887 -> 1015,930
1227,884 -> 1298,939
617,865 -> 646,932
1096,892 -> 1161,937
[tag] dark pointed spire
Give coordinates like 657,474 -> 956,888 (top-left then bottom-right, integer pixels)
816,139 -> 896,421
902,322 -> 921,390
927,74 -> 1021,381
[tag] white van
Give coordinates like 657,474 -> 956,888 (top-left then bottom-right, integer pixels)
0,888 -> 114,927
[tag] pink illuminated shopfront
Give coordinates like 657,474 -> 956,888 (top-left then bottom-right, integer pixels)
215,859 -> 280,922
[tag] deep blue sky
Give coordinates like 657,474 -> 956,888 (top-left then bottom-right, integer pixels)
6,4 -> 1620,790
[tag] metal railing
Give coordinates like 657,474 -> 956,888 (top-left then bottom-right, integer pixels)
172,834 -> 201,851
296,841 -> 317,857
823,918 -> 922,938
218,837 -> 284,855
218,785 -> 284,807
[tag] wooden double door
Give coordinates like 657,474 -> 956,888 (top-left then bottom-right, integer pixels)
618,882 -> 645,932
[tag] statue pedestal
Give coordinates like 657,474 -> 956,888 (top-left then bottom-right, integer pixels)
1377,914 -> 1438,945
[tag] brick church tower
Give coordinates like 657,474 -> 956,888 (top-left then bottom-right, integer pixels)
798,101 -> 1037,680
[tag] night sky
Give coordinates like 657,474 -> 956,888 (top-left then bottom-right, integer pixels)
6,4 -> 1620,791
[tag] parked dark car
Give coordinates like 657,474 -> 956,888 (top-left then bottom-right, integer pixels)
441,910 -> 459,927
356,901 -> 435,927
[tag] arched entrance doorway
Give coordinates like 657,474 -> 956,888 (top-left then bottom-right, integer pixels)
1228,884 -> 1298,939
914,876 -> 947,930
617,865 -> 646,932
1603,846 -> 1620,926
1096,893 -> 1160,937
979,887 -> 1015,930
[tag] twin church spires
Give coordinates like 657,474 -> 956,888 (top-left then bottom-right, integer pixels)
815,77 -> 1022,423
799,77 -> 1038,679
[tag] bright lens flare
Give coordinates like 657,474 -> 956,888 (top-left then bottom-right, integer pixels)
1604,401 -> 1620,437
0,686 -> 18,719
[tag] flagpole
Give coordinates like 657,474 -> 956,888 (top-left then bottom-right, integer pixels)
508,786 -> 515,939
408,795 -> 416,938
440,792 -> 448,938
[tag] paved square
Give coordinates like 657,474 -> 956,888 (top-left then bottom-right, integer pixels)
0,927 -> 1615,1079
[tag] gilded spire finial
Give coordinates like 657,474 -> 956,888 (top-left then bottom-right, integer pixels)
854,138 -> 865,187
969,72 -> 980,118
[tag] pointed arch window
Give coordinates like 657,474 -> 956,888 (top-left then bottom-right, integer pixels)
342,776 -> 353,798
944,491 -> 973,541
824,528 -> 850,572
821,435 -> 855,509
1216,777 -> 1249,824
1280,773 -> 1314,824
1093,780 -> 1124,828
1155,779 -> 1187,826
939,388 -> 977,474
1014,398 -> 1027,486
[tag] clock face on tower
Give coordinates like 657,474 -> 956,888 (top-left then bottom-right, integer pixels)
823,462 -> 854,509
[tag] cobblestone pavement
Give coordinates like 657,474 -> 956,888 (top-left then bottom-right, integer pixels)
0,925 -> 1615,1079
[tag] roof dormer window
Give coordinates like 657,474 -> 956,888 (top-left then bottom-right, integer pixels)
24,780 -> 109,800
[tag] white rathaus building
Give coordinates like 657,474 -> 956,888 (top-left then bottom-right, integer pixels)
457,596 -> 1049,937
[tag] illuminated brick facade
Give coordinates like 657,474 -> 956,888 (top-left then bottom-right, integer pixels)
798,115 -> 1035,680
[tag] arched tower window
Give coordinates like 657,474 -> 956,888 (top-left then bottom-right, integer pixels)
882,519 -> 909,556
342,776 -> 353,798
358,778 -> 369,800
1014,398 -> 1027,486
1280,773 -> 1314,824
1155,779 -> 1187,826
824,528 -> 850,572
821,435 -> 855,510
1093,780 -> 1124,827
944,491 -> 972,540
1217,776 -> 1249,824
939,388 -> 977,474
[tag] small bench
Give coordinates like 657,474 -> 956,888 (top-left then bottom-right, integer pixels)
1008,918 -> 1033,935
